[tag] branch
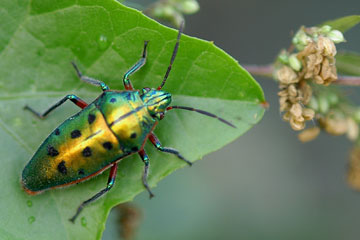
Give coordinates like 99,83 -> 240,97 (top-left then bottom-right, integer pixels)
334,76 -> 360,86
243,64 -> 274,78
243,64 -> 360,86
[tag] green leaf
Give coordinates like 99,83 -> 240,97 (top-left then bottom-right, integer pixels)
322,15 -> 360,33
336,52 -> 360,76
0,0 -> 265,239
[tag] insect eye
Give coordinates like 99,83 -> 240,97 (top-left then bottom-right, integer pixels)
141,87 -> 151,95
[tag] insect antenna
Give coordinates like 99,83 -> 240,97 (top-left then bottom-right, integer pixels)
157,21 -> 184,90
166,106 -> 236,128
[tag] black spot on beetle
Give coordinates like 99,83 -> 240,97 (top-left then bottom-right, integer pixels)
110,98 -> 117,103
125,92 -> 132,100
102,142 -> 113,150
88,114 -> 96,124
131,146 -> 139,152
47,145 -> 59,157
54,128 -> 60,136
130,133 -> 137,139
82,147 -> 92,157
78,169 -> 85,175
57,161 -> 67,174
71,130 -> 81,138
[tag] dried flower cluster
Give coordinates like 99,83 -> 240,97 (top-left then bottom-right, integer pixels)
297,36 -> 337,85
275,25 -> 345,132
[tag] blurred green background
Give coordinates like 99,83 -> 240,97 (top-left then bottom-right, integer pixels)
104,0 -> 360,239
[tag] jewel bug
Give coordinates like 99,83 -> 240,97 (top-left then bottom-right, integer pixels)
21,23 -> 236,223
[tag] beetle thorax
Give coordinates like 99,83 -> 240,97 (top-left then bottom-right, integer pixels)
141,89 -> 171,120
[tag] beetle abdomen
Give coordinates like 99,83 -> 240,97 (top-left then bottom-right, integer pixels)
22,103 -> 124,193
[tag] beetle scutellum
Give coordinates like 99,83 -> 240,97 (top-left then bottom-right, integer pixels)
22,23 -> 235,222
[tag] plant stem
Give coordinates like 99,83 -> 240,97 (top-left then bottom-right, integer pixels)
334,76 -> 360,86
243,64 -> 360,86
243,64 -> 273,78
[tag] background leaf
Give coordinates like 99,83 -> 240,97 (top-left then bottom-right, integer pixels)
322,15 -> 360,33
0,0 -> 265,239
336,52 -> 360,75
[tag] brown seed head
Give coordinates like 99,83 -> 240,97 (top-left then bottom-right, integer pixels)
298,127 -> 320,142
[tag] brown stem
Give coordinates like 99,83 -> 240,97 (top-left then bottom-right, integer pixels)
243,64 -> 274,78
334,76 -> 360,86
243,64 -> 360,87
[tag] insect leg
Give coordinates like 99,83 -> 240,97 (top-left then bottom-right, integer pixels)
72,62 -> 109,91
69,163 -> 118,223
138,149 -> 154,198
24,94 -> 88,119
149,133 -> 192,166
123,41 -> 149,90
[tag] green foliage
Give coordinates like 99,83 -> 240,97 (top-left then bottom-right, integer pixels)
322,15 -> 360,33
0,0 -> 264,239
336,52 -> 360,76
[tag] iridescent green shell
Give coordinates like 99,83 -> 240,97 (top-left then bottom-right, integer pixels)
22,91 -> 156,194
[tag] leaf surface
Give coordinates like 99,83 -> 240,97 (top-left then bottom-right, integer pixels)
322,15 -> 360,33
336,52 -> 360,76
0,0 -> 265,239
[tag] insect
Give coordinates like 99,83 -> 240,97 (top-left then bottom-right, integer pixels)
21,23 -> 235,223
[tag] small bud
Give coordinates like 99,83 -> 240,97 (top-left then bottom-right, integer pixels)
289,54 -> 302,71
153,5 -> 176,18
177,0 -> 200,14
319,25 -> 332,34
278,51 -> 289,64
298,127 -> 320,142
327,30 -> 345,44
293,29 -> 311,50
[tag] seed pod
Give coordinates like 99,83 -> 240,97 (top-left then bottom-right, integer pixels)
323,117 -> 348,135
302,108 -> 315,120
298,127 -> 320,142
347,118 -> 359,141
276,66 -> 299,84
288,84 -> 297,97
290,103 -> 303,118
317,36 -> 337,57
290,116 -> 305,131
282,111 -> 291,121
